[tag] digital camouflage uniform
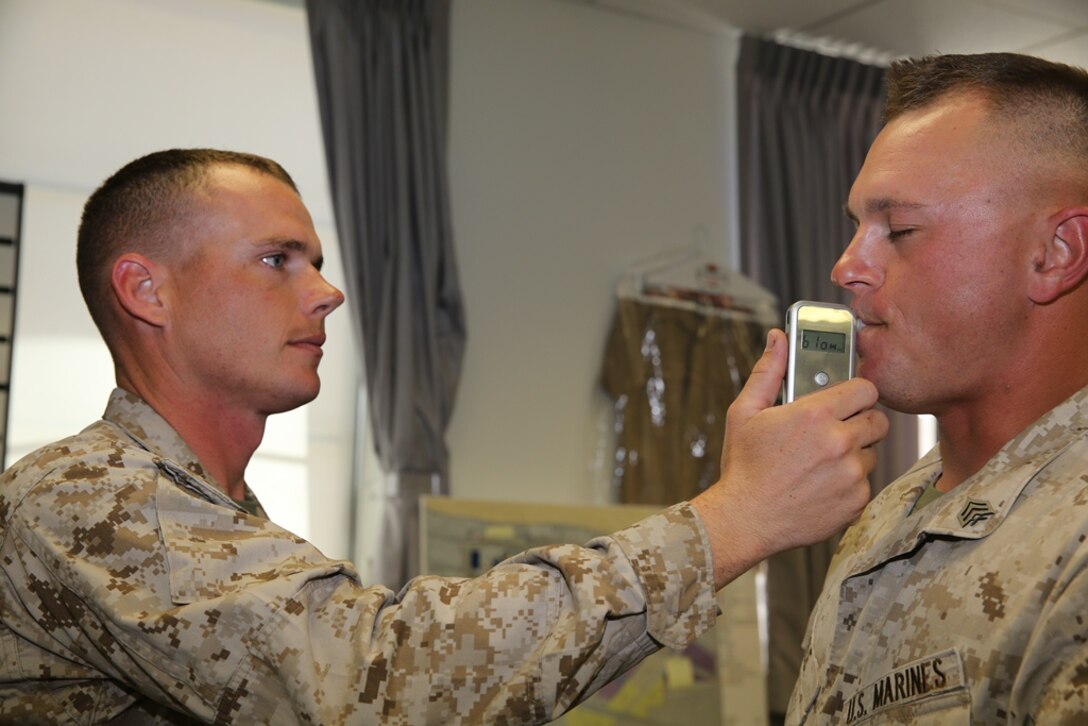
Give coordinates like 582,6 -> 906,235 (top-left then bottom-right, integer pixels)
0,389 -> 719,725
789,385 -> 1088,724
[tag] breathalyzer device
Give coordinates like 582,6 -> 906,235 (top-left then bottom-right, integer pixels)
784,301 -> 856,402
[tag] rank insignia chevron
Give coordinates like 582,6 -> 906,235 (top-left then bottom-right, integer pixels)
958,498 -> 996,528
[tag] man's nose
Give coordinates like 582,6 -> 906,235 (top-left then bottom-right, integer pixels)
831,232 -> 881,292
307,272 -> 345,317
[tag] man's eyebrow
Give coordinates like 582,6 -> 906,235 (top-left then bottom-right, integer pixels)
843,198 -> 925,223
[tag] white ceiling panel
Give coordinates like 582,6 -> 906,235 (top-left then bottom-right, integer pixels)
809,0 -> 1073,57
609,0 -> 1088,70
982,0 -> 1088,26
687,0 -> 867,34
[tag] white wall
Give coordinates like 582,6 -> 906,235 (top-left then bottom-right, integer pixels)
447,0 -> 741,505
0,0 -> 356,559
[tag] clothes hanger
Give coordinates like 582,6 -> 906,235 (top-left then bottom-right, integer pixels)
619,229 -> 778,325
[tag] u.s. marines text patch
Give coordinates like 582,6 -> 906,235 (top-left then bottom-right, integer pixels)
843,649 -> 967,724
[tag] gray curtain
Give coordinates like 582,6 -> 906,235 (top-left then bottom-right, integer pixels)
307,0 -> 466,588
736,35 -> 918,718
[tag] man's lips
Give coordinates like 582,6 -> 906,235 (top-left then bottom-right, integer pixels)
289,335 -> 326,354
852,314 -> 885,362
852,308 -> 882,329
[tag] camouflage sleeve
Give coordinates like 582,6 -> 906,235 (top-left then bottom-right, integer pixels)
2,449 -> 717,724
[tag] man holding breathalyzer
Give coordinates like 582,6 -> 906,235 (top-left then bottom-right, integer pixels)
0,149 -> 885,723
788,52 -> 1088,723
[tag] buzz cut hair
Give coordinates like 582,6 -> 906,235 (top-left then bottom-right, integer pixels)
883,53 -> 1088,163
77,148 -> 298,336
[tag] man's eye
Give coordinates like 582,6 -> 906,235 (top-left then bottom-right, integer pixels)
262,253 -> 286,268
888,227 -> 916,241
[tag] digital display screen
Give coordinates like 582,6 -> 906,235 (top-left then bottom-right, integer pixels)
801,329 -> 847,353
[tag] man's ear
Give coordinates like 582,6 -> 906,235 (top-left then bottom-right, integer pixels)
1029,211 -> 1088,304
111,253 -> 168,327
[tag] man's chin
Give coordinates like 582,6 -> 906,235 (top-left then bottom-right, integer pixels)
856,361 -> 896,409
264,381 -> 321,416
872,384 -> 930,416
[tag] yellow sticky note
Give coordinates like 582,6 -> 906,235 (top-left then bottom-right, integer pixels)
664,655 -> 695,690
563,710 -> 616,726
482,524 -> 516,540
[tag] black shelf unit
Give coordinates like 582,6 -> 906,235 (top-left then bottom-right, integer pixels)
0,182 -> 24,466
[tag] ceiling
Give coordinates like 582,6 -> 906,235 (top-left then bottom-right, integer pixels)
582,0 -> 1088,68
259,0 -> 1087,68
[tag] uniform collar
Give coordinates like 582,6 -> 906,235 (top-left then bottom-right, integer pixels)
101,388 -> 242,512
102,388 -> 208,478
842,384 -> 1088,577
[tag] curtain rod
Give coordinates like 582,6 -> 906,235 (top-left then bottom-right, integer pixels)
770,29 -> 897,67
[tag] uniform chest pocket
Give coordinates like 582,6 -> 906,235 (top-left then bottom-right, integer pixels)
157,482 -> 260,604
155,475 -> 343,605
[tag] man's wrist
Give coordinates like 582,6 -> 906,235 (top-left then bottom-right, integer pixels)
690,485 -> 768,591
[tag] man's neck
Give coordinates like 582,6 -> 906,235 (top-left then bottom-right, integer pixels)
934,373 -> 1086,492
164,402 -> 265,501
117,374 -> 265,500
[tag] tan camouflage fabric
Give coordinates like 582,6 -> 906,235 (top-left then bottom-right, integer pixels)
789,385 -> 1088,724
0,389 -> 719,724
